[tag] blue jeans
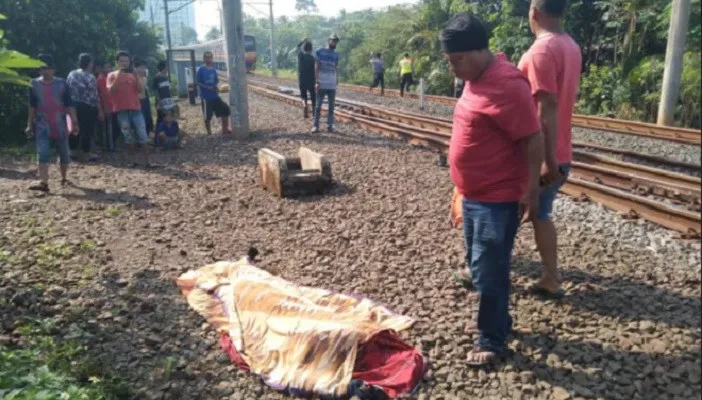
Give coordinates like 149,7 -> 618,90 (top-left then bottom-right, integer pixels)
117,110 -> 148,145
538,163 -> 572,221
462,199 -> 519,353
313,88 -> 336,129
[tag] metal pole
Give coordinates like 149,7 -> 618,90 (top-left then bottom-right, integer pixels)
164,0 -> 173,82
657,0 -> 691,126
268,0 -> 277,77
222,0 -> 250,137
419,78 -> 425,110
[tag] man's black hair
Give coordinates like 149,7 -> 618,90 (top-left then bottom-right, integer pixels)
404,53 -> 409,57
78,53 -> 92,70
532,0 -> 568,18
303,42 -> 312,52
37,53 -> 53,69
134,58 -> 147,68
440,13 -> 490,53
375,52 -> 382,58
157,60 -> 168,71
116,50 -> 130,60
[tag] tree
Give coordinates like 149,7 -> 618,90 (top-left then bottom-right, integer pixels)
179,25 -> 199,46
295,0 -> 318,14
0,14 -> 44,87
205,26 -> 222,41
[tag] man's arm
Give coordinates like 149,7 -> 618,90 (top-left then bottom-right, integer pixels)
107,73 -> 119,94
62,85 -> 79,134
315,60 -> 320,89
135,73 -> 145,93
195,68 -> 213,91
26,87 -> 37,134
520,130 -> 544,221
535,91 -> 561,183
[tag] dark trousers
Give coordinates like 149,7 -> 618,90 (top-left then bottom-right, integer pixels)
400,73 -> 414,96
371,73 -> 385,94
71,102 -> 98,153
300,83 -> 316,110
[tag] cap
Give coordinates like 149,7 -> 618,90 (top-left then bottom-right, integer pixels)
329,33 -> 340,41
37,53 -> 53,69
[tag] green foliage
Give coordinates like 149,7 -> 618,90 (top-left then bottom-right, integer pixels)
0,319 -> 132,399
0,2 -> 163,145
205,27 -> 222,42
242,0 -> 699,127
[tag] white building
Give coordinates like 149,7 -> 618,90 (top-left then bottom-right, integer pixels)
139,0 -> 197,47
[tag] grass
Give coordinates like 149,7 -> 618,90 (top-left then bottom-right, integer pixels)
0,319 -> 132,399
0,143 -> 36,163
105,207 -> 121,217
252,67 -> 297,80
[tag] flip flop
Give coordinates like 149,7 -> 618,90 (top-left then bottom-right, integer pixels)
452,271 -> 474,290
28,182 -> 49,192
528,284 -> 566,300
466,347 -> 502,367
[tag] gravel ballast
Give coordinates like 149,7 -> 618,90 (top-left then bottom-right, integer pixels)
1,92 -> 700,400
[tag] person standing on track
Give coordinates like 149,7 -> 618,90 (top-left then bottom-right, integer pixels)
25,54 -> 79,192
398,53 -> 414,97
67,53 -> 103,162
312,33 -> 340,133
135,59 -> 154,140
97,60 -> 119,151
107,50 -> 151,168
369,52 -> 385,96
153,60 -> 176,128
518,0 -> 581,299
197,51 -> 231,135
296,37 -> 316,119
441,13 -> 543,366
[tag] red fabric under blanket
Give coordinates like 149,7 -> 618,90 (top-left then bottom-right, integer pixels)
219,330 -> 427,398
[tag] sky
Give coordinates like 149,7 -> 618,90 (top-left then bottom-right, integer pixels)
194,0 -> 418,38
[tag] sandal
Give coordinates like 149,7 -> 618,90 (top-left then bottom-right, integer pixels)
452,271 -> 474,290
466,347 -> 501,367
29,182 -> 49,192
60,179 -> 71,187
528,284 -> 565,300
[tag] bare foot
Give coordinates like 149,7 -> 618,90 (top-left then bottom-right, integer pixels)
466,347 -> 499,367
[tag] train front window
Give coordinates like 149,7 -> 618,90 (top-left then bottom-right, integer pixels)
244,37 -> 255,52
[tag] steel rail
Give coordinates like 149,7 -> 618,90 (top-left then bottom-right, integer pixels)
250,74 -> 701,145
247,81 -> 701,236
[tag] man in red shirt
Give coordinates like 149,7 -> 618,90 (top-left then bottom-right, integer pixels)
518,0 -> 581,299
441,13 -> 543,366
107,50 -> 151,167
97,60 -> 118,151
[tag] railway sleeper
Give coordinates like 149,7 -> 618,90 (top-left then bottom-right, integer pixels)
258,147 -> 333,198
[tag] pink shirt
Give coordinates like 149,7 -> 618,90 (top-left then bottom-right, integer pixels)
106,71 -> 141,112
518,33 -> 581,164
449,53 -> 541,203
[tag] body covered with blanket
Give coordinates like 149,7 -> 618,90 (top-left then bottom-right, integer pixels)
176,252 -> 427,398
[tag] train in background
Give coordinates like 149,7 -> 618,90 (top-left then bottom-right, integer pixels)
171,35 -> 257,73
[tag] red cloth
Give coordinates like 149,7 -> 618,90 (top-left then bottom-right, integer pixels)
219,329 -> 426,398
352,330 -> 427,398
518,33 -> 582,164
449,53 -> 541,202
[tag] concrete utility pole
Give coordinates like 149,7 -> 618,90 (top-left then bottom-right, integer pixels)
657,0 -> 691,126
163,0 -> 173,82
268,0 -> 278,77
222,0 -> 250,137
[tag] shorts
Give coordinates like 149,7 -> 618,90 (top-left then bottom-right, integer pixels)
538,162 -> 572,221
36,133 -> 70,165
201,97 -> 230,121
116,110 -> 149,145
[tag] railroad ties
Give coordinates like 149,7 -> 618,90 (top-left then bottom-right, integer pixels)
258,147 -> 333,198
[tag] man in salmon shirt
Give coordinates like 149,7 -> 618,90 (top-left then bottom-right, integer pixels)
518,0 -> 581,299
107,50 -> 151,167
440,13 -> 544,366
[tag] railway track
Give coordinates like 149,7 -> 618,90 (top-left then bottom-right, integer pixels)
245,80 -> 701,237
250,73 -> 702,146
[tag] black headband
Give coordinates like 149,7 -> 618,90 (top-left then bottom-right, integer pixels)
440,13 -> 489,53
